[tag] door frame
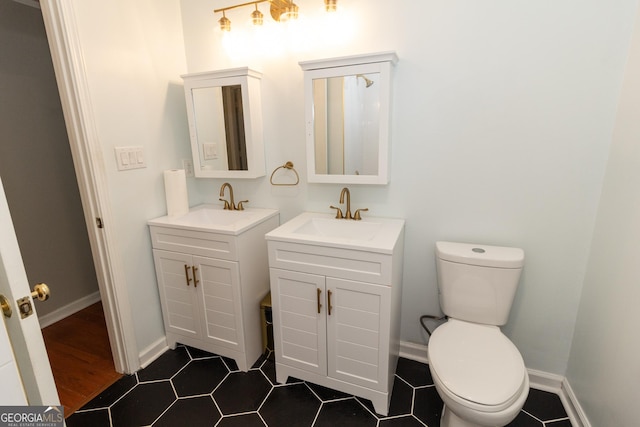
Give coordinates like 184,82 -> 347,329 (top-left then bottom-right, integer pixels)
39,0 -> 139,374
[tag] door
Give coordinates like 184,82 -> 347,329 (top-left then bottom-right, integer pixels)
326,277 -> 390,391
0,313 -> 28,405
0,177 -> 59,405
270,268 -> 327,375
196,256 -> 244,351
152,250 -> 202,340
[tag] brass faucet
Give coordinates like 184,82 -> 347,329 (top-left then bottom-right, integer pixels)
330,187 -> 369,220
340,187 -> 353,219
219,182 -> 249,210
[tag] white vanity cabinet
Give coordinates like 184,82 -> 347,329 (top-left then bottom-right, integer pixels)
266,217 -> 404,416
149,208 -> 279,371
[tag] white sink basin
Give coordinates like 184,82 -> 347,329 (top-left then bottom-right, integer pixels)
293,217 -> 382,241
266,212 -> 404,253
148,204 -> 279,235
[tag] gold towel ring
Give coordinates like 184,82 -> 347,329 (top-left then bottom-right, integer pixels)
270,161 -> 300,186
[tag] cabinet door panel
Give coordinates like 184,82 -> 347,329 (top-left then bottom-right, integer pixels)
280,342 -> 321,367
336,324 -> 379,351
204,307 -> 236,330
281,325 -> 319,349
334,353 -> 379,382
153,250 -> 202,339
271,269 -> 326,375
327,277 -> 390,391
336,339 -> 379,365
336,306 -> 380,331
280,310 -> 317,333
279,293 -> 318,317
195,256 -> 244,352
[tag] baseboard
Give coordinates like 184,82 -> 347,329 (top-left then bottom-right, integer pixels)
138,336 -> 169,369
400,340 -> 590,427
560,378 -> 591,427
38,291 -> 101,328
399,340 -> 429,364
12,0 -> 41,9
526,368 -> 563,393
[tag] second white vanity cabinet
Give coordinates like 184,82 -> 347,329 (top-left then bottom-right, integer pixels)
149,206 -> 279,371
269,268 -> 392,388
265,213 -> 404,415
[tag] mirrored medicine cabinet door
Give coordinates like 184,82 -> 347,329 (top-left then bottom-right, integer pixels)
182,67 -> 265,178
300,52 -> 398,185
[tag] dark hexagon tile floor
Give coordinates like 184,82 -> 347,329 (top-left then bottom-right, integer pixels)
153,396 -> 220,427
260,383 -> 320,427
214,370 -> 272,414
172,357 -> 229,397
66,345 -> 574,427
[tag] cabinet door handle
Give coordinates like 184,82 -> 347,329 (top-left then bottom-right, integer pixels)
317,288 -> 322,314
192,266 -> 199,288
184,264 -> 192,286
327,290 -> 333,316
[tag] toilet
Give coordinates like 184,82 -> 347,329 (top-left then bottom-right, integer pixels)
427,241 -> 529,427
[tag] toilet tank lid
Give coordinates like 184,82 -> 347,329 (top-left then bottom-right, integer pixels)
436,241 -> 524,268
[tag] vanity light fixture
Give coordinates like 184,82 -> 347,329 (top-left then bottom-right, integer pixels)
219,11 -> 231,32
214,0 -> 337,31
325,0 -> 337,12
280,2 -> 299,21
251,4 -> 264,25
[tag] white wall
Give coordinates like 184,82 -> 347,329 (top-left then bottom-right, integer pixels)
68,0 -> 191,352
180,0 -> 638,375
566,5 -> 640,426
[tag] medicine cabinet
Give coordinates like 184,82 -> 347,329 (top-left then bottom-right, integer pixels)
182,67 -> 265,178
299,52 -> 398,185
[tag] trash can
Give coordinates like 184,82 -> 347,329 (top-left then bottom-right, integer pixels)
260,292 -> 274,356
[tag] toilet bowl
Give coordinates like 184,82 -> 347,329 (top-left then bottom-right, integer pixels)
428,241 -> 528,427
428,319 -> 529,427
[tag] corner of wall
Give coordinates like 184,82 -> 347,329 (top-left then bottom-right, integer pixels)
138,336 -> 169,370
560,378 -> 592,427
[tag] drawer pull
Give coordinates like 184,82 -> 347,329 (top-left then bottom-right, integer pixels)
192,266 -> 199,288
327,290 -> 333,316
317,288 -> 322,314
184,264 -> 193,286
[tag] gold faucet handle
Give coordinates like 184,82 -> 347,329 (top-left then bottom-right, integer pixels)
329,205 -> 344,219
353,208 -> 369,220
219,198 -> 231,210
237,200 -> 249,210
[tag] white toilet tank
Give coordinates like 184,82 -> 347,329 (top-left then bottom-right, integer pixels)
435,241 -> 525,326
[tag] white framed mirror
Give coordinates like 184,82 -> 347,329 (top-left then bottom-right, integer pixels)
181,67 -> 265,178
299,52 -> 398,185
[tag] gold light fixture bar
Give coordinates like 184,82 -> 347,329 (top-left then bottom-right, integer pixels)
214,0 -> 336,31
214,0 -> 268,16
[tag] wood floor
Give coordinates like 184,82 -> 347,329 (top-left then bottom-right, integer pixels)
42,302 -> 122,417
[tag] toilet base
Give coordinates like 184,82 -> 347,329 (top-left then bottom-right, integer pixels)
441,404 -> 484,427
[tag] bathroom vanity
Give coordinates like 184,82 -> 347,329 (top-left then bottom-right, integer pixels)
265,212 -> 404,415
148,204 -> 279,371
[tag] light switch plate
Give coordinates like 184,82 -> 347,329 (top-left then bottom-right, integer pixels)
182,159 -> 194,177
202,143 -> 218,160
115,146 -> 146,171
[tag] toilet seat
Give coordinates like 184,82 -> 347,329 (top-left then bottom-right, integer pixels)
428,319 -> 526,411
